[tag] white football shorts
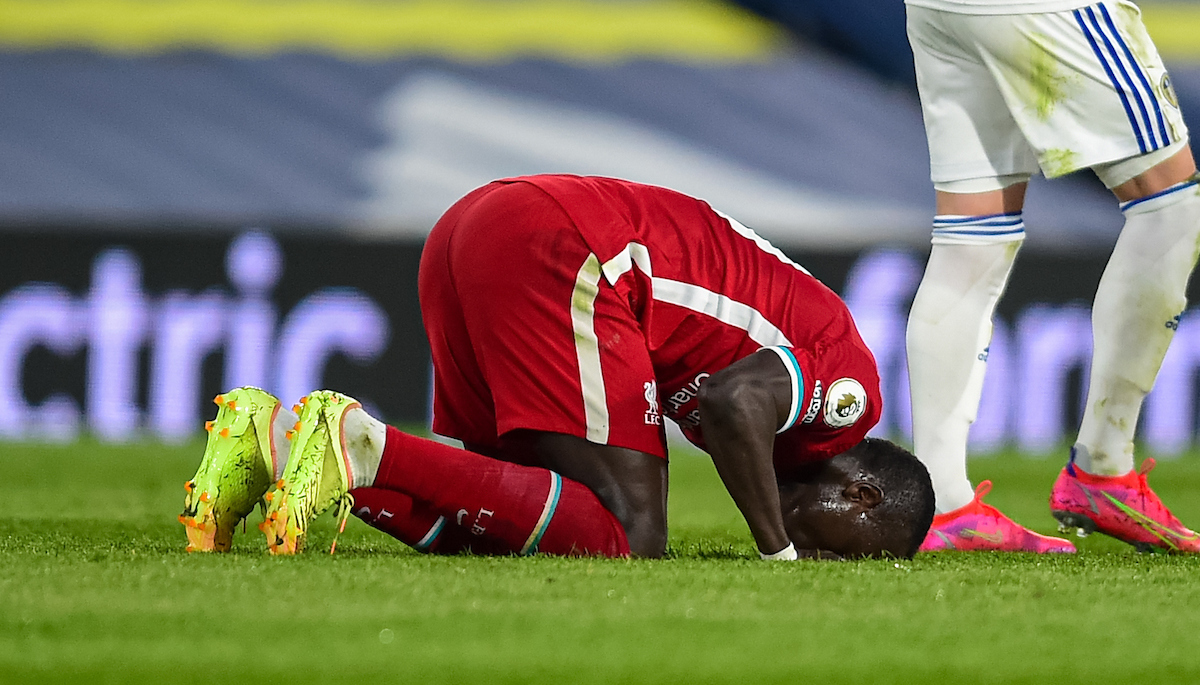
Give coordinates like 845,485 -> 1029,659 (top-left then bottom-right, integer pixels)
908,1 -> 1189,190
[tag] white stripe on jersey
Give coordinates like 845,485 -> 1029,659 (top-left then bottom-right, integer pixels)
714,209 -> 811,276
600,238 -> 794,348
601,242 -> 652,284
652,278 -> 793,348
570,254 -> 609,443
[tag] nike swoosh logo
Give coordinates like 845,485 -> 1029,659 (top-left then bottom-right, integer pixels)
962,529 -> 1004,544
1076,482 -> 1100,514
1102,493 -> 1200,549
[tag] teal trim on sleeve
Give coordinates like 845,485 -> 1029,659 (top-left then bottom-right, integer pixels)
764,346 -> 804,433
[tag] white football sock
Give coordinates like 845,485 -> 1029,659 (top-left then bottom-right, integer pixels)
907,214 -> 1025,513
342,407 -> 387,489
1074,180 -> 1200,475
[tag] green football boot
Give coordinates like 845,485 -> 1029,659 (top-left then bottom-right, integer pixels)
261,390 -> 360,555
180,387 -> 282,552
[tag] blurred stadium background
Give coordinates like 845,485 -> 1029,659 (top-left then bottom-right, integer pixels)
1,0 -> 1199,455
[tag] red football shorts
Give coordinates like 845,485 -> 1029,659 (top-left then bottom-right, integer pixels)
419,182 -> 668,458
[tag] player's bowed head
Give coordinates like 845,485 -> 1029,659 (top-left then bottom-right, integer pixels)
775,438 -> 936,560
698,348 -> 934,561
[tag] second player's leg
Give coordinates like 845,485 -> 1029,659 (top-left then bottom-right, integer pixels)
1050,147 -> 1200,552
1074,145 -> 1200,476
907,185 -> 1075,553
907,182 -> 1027,515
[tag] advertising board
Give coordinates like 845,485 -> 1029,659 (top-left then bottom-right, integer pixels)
3,229 -> 1199,455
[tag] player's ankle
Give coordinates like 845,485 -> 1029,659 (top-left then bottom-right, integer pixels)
343,407 -> 386,489
1070,444 -> 1130,477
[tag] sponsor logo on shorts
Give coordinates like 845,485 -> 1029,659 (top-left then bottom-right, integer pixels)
800,380 -> 823,425
644,380 -> 662,426
1162,73 -> 1179,109
823,378 -> 867,428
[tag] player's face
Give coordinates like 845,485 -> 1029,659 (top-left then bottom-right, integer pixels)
776,461 -> 903,559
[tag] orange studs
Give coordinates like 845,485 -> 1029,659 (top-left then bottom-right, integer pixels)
184,481 -> 194,492
199,492 -> 211,503
204,421 -> 214,432
264,492 -> 274,502
293,421 -> 302,432
214,394 -> 225,406
276,479 -> 285,489
220,428 -> 230,438
299,396 -> 309,406
177,514 -> 188,524
292,404 -> 302,414
285,430 -> 295,441
226,400 -> 237,410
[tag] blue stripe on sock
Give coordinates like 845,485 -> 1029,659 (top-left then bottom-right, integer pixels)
933,227 -> 1026,238
932,212 -> 1022,226
1119,178 -> 1199,212
933,214 -> 1026,240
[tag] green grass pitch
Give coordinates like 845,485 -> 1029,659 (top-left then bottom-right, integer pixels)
4,436 -> 1200,684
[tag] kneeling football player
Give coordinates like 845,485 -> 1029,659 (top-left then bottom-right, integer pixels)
181,175 -> 935,559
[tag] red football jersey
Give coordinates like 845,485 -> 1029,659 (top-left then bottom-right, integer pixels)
422,173 -> 883,470
501,175 -> 882,467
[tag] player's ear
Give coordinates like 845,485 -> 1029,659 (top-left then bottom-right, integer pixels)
843,481 -> 884,509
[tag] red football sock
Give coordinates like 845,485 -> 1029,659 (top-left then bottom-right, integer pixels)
371,426 -> 630,557
350,488 -> 510,555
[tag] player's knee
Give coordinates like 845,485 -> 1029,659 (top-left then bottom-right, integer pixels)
1101,143 -> 1195,200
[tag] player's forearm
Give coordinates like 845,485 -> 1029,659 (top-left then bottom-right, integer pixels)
699,378 -> 791,555
716,458 -> 790,555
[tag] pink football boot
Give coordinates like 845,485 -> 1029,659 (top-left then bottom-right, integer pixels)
920,481 -> 1077,553
1050,452 -> 1200,553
